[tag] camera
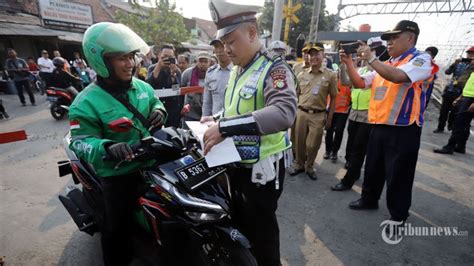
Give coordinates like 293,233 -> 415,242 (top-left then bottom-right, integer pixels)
164,57 -> 176,64
341,42 -> 360,55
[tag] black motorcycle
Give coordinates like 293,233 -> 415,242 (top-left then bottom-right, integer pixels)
57,117 -> 257,265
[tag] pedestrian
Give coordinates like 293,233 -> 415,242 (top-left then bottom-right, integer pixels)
177,53 -> 190,73
323,72 -> 351,162
433,69 -> 474,154
26,57 -> 39,72
146,44 -> 183,128
292,42 -> 311,77
289,43 -> 338,180
69,22 -> 167,266
331,38 -> 387,191
0,99 -> 9,119
423,46 -> 439,107
37,50 -> 54,86
203,0 -> 297,264
201,39 -> 232,120
433,46 -> 474,133
5,49 -> 36,106
340,20 -> 436,225
53,50 -> 71,72
72,52 -> 87,68
180,51 -> 211,122
268,40 -> 287,58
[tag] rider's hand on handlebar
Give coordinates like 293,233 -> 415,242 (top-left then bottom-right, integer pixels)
106,142 -> 134,161
149,109 -> 165,127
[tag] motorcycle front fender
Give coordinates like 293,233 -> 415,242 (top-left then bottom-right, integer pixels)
214,225 -> 251,249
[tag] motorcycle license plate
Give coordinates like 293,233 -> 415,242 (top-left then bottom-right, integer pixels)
175,158 -> 226,191
47,96 -> 58,102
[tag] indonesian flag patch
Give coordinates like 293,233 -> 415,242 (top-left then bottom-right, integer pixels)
70,120 -> 80,130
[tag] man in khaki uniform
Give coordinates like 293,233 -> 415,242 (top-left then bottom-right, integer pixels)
289,43 -> 337,180
292,42 -> 311,77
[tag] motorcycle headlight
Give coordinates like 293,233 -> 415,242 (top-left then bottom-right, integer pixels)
185,211 -> 226,223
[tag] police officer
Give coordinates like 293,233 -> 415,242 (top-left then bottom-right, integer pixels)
201,39 -> 233,119
289,43 -> 338,180
292,42 -> 311,77
340,20 -> 435,224
68,22 -> 167,265
203,1 -> 297,264
434,71 -> 474,154
434,46 -> 474,132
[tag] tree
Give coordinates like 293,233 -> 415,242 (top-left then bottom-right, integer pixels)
258,0 -> 340,48
115,0 -> 189,48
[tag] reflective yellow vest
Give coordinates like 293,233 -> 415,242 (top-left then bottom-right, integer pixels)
224,54 -> 290,164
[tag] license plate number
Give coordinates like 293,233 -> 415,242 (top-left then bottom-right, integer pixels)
175,158 -> 226,190
47,96 -> 58,102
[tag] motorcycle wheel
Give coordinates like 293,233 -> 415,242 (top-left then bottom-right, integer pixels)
50,102 -> 67,120
197,243 -> 257,266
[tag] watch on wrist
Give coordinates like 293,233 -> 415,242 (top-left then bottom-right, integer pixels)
368,56 -> 377,65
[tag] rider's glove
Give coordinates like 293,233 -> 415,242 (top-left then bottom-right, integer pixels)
149,109 -> 165,127
106,142 -> 134,161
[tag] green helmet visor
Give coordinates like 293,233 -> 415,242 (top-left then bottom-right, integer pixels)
83,23 -> 150,78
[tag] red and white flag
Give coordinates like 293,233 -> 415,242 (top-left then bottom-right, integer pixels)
70,120 -> 80,130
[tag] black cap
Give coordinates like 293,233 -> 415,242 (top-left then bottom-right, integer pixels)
210,39 -> 222,46
307,42 -> 324,53
381,20 -> 420,40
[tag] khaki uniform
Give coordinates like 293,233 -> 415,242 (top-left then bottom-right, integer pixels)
294,66 -> 337,173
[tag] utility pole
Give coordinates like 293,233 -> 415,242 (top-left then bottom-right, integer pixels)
308,0 -> 321,42
272,0 -> 284,42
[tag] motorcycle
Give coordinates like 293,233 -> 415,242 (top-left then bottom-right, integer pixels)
57,117 -> 257,265
46,86 -> 75,120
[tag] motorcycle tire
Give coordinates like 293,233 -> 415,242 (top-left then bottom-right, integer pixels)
50,102 -> 67,120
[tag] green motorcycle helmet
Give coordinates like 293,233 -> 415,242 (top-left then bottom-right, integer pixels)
82,22 -> 150,78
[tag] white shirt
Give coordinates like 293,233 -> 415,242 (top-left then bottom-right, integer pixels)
362,50 -> 433,88
37,57 -> 55,73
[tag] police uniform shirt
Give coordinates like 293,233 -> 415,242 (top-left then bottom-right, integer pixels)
238,49 -> 297,135
361,51 -> 433,87
297,65 -> 338,111
203,62 -> 233,116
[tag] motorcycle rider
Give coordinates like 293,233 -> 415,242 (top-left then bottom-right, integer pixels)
68,22 -> 167,265
49,57 -> 82,97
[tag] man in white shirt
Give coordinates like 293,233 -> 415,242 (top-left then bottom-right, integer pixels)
37,50 -> 54,85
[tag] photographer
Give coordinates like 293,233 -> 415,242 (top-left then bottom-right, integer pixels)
146,44 -> 183,127
340,20 -> 436,224
433,46 -> 474,133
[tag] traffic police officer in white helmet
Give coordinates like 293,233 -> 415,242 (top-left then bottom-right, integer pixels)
203,0 -> 298,265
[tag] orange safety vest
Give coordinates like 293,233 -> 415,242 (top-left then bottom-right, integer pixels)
333,81 -> 351,113
369,49 -> 434,126
335,80 -> 351,113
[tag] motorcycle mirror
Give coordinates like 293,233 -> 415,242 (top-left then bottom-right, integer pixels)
108,117 -> 134,133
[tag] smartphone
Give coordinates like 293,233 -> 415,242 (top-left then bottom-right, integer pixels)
461,58 -> 472,63
341,42 -> 360,55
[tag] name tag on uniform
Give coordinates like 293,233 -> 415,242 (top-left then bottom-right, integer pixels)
312,86 -> 320,95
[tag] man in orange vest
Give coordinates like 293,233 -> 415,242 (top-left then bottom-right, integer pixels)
323,79 -> 351,161
339,20 -> 435,224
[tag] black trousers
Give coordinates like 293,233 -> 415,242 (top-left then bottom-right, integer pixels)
325,112 -> 349,154
15,79 -> 35,104
341,121 -> 372,186
446,97 -> 474,149
229,158 -> 285,266
436,91 -> 460,131
361,124 -> 421,222
100,173 -> 142,266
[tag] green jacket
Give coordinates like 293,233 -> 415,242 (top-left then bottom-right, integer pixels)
68,77 -> 166,177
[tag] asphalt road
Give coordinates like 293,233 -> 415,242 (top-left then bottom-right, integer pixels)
0,92 -> 473,265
